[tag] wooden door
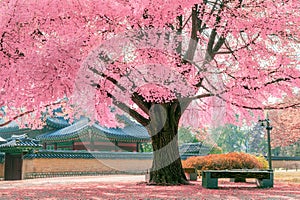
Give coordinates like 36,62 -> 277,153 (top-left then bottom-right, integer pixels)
4,154 -> 23,180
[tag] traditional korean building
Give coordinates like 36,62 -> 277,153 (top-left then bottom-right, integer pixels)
0,115 -> 151,153
0,134 -> 42,180
179,142 -> 212,159
0,136 -> 6,145
37,117 -> 151,152
0,133 -> 152,180
0,123 -> 53,142
0,116 -> 151,180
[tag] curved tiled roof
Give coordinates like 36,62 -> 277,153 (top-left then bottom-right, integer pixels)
0,126 -> 19,133
92,123 -> 149,141
37,118 -> 90,142
0,116 -> 68,136
0,134 -> 42,152
0,136 -> 6,142
179,142 -> 211,155
37,118 -> 150,143
0,117 -> 63,140
0,120 -> 19,132
46,117 -> 70,129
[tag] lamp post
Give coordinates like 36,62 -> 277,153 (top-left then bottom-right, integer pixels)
259,117 -> 273,170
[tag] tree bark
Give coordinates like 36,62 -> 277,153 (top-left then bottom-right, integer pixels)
147,102 -> 189,185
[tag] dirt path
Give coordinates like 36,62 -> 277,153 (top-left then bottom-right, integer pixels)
0,175 -> 300,199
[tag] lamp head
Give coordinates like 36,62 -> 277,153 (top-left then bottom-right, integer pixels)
258,119 -> 265,127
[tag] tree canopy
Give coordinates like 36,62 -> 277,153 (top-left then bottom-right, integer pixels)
0,0 -> 299,128
1,0 -> 299,184
269,94 -> 300,146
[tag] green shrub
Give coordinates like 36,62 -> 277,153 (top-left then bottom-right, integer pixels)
182,152 -> 264,170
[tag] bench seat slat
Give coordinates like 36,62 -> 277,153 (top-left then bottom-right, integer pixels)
210,171 -> 271,179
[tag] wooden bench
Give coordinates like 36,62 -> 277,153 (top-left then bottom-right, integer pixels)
202,170 -> 273,189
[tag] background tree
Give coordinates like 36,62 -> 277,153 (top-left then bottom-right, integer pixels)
1,0 -> 300,184
268,95 -> 300,147
178,127 -> 199,146
209,122 -> 270,155
211,124 -> 248,153
246,123 -> 268,155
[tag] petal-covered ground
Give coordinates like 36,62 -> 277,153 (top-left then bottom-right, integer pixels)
0,175 -> 299,199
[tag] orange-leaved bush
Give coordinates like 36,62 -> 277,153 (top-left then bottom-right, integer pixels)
255,155 -> 269,169
182,152 -> 265,170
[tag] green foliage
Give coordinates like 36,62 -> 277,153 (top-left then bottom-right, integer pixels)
209,146 -> 223,154
210,123 -> 269,155
273,142 -> 300,157
140,143 -> 153,152
182,152 -> 264,170
140,126 -> 202,153
178,126 -> 198,146
246,123 -> 268,155
211,124 -> 248,153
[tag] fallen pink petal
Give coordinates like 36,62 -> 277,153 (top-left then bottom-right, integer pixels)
1,175 -> 300,199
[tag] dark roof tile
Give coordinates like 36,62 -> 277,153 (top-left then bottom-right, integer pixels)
37,118 -> 150,142
0,134 -> 42,152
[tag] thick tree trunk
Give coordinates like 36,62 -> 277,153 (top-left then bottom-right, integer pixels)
147,103 -> 189,185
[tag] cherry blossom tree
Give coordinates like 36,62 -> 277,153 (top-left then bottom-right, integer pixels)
1,0 -> 300,184
269,95 -> 300,147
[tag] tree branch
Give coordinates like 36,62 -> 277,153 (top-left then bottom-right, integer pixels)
88,66 -> 127,92
131,92 -> 151,116
242,76 -> 300,91
184,5 -> 199,62
212,36 -> 226,53
0,101 -> 65,127
206,86 -> 300,111
88,64 -> 152,126
106,92 -> 150,126
216,33 -> 260,55
188,93 -> 214,101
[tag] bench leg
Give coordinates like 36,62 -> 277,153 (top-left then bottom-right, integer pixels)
185,172 -> 197,181
189,172 -> 198,181
202,172 -> 218,189
257,173 -> 274,188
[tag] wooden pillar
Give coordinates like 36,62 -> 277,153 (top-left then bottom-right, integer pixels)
90,136 -> 94,151
72,141 -> 75,150
115,141 -> 118,152
140,143 -> 144,152
54,143 -> 57,150
136,142 -> 139,152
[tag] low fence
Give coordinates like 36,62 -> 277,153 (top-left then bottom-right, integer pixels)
271,156 -> 300,171
22,150 -> 153,179
1,152 -> 300,180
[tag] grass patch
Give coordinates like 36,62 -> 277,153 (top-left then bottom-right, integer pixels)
275,170 -> 300,183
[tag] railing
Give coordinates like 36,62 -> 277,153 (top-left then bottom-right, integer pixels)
271,156 -> 300,161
